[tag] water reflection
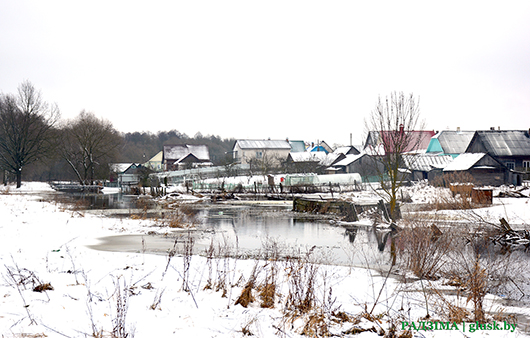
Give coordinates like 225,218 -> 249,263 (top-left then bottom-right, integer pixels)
188,204 -> 391,266
77,193 -> 392,266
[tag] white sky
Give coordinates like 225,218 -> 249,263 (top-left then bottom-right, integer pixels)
1,1 -> 530,147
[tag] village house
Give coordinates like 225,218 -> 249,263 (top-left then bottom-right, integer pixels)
143,151 -> 163,172
333,145 -> 360,156
232,139 -> 291,166
162,144 -> 212,171
402,153 -> 454,181
288,140 -> 307,153
364,128 -> 436,155
425,129 -> 475,158
464,129 -> 530,176
443,153 -> 514,186
285,151 -> 344,174
110,163 -> 152,187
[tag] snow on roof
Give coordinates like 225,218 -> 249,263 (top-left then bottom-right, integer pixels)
110,163 -> 135,173
334,146 -> 360,155
333,154 -> 365,167
443,153 -> 485,171
289,152 -> 342,166
235,139 -> 291,150
163,145 -> 210,161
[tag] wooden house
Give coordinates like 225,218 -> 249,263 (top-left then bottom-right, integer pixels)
163,144 -> 211,171
328,153 -> 385,182
443,153 -> 512,186
402,154 -> 454,181
465,130 -> 530,174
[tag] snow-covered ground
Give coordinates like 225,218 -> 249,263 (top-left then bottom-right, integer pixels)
1,182 -> 529,337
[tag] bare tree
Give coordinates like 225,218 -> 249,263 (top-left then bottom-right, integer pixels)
61,111 -> 122,185
364,91 -> 425,220
0,81 -> 59,188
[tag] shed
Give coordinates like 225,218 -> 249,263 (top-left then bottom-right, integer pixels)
443,153 -> 509,186
402,154 -> 454,181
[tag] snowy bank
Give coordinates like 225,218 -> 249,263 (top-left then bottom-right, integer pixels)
0,182 -> 529,337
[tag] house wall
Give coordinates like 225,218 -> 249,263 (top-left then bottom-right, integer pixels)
468,168 -> 507,186
234,145 -> 290,166
493,155 -> 530,172
344,156 -> 384,181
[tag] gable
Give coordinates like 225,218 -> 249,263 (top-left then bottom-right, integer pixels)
334,146 -> 360,155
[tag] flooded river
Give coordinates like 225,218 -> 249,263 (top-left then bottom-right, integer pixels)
72,192 -> 391,266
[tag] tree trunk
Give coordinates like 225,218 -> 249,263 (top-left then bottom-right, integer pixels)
16,168 -> 22,188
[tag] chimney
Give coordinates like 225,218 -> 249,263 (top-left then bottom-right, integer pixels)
457,127 -> 460,132
490,127 -> 495,131
399,124 -> 404,133
350,133 -> 352,146
498,126 -> 501,130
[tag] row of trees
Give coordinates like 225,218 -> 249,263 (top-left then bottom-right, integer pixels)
0,81 -> 235,187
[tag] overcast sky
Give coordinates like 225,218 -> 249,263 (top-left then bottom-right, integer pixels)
1,1 -> 530,147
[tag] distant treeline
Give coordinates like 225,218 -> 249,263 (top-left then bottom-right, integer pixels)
23,130 -> 236,183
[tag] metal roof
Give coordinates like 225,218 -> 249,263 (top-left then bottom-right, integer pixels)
364,130 -> 435,153
235,139 -> 291,150
436,130 -> 475,154
403,154 -> 453,171
470,130 -> 530,156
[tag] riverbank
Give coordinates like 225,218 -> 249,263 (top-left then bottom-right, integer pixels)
1,182 -> 529,337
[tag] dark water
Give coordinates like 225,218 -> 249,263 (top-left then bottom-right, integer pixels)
80,193 -> 391,266
193,204 -> 390,266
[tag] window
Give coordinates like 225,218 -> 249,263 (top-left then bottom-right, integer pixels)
506,162 -> 515,170
256,151 -> 263,158
524,161 -> 530,171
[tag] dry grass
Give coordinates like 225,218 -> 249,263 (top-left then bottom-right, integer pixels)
301,311 -> 329,337
158,204 -> 200,228
429,172 -> 478,210
395,221 -> 454,279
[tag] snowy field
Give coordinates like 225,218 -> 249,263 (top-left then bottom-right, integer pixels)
1,182 -> 530,337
